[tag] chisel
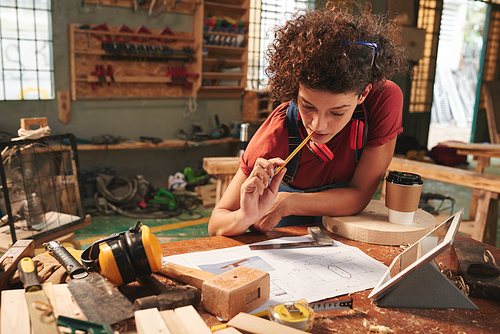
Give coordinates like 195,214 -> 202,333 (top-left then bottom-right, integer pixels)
18,257 -> 60,334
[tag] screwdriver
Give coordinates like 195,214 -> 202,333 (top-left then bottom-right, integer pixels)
18,257 -> 41,292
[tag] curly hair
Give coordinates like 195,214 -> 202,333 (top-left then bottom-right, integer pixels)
265,1 -> 409,103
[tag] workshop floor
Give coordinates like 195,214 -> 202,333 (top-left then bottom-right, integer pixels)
72,155 -> 500,250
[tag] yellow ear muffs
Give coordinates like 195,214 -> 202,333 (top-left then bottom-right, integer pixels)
140,225 -> 162,273
82,221 -> 162,286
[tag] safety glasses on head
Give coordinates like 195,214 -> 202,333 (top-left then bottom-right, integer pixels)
341,41 -> 378,69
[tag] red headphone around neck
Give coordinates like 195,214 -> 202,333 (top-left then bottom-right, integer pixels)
298,103 -> 368,163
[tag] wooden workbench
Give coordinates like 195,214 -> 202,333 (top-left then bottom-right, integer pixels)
160,225 -> 500,334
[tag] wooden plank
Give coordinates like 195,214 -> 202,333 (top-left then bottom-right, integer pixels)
217,328 -> 243,334
388,157 -> 500,193
439,141 -> 500,151
135,308 -> 172,334
483,81 -> 500,144
52,284 -> 87,321
1,289 -> 30,334
0,240 -> 35,291
160,309 -> 189,334
77,138 -> 238,151
174,305 -> 212,334
68,23 -> 76,101
227,312 -> 306,334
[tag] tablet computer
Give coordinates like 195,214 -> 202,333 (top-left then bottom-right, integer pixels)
368,208 -> 464,302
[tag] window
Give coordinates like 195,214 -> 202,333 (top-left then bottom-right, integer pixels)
247,0 -> 313,90
0,0 -> 54,101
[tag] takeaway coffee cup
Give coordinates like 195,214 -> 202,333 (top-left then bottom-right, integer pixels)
385,171 -> 423,225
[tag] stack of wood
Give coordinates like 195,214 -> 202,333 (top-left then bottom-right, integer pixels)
136,306 -> 308,334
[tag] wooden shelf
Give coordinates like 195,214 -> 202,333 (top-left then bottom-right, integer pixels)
204,45 -> 247,55
77,138 -> 238,151
73,28 -> 195,43
76,75 -> 198,84
205,1 -> 247,14
201,0 -> 249,98
201,72 -> 243,80
82,0 -> 201,14
203,58 -> 245,68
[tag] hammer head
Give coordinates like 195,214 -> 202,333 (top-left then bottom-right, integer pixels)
201,266 -> 270,321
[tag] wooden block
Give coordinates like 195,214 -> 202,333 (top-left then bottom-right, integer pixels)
20,117 -> 48,130
203,157 -> 240,175
174,305 -> 212,334
57,91 -> 71,124
160,263 -> 270,321
194,183 -> 216,208
135,308 -> 172,334
322,200 -> 435,246
0,239 -> 35,291
160,309 -> 189,334
1,289 -> 30,334
227,312 -> 306,334
202,266 -> 270,321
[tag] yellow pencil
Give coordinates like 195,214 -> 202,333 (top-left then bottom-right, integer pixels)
275,130 -> 315,174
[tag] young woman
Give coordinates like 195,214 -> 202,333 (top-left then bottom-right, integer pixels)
209,1 -> 409,236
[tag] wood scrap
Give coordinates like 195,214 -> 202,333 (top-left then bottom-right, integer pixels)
1,289 -> 30,334
0,239 -> 35,291
174,305 -> 212,334
135,308 -> 172,334
160,309 -> 189,334
227,312 -> 307,334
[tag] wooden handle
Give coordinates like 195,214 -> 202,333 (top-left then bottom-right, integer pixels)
157,262 -> 217,290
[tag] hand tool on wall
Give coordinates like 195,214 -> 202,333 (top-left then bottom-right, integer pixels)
18,257 -> 60,334
249,226 -> 334,250
158,262 -> 270,321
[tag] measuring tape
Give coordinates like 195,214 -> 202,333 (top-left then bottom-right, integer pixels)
267,298 -> 353,331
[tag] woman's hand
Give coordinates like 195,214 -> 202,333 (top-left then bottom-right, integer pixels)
239,157 -> 286,225
251,192 -> 290,233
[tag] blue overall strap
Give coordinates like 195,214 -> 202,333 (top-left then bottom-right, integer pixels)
283,101 -> 302,185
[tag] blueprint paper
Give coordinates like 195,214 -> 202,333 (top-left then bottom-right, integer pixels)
162,235 -> 387,314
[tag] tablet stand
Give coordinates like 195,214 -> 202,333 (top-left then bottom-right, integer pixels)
376,260 -> 478,310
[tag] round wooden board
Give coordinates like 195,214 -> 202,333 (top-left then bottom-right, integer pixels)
322,200 -> 436,246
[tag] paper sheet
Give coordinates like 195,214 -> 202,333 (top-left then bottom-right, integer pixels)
162,235 -> 388,314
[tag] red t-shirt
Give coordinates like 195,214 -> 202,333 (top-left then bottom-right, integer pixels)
240,80 -> 404,190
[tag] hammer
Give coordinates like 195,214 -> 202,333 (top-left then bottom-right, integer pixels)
158,262 -> 270,321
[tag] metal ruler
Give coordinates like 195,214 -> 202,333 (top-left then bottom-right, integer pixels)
249,226 -> 334,250
309,297 -> 353,312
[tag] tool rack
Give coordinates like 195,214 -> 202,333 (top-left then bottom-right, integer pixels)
69,19 -> 203,100
71,0 -> 250,100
